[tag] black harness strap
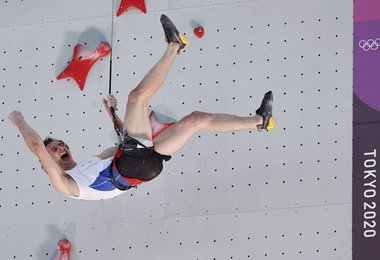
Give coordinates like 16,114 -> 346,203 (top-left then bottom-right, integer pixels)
110,107 -> 122,140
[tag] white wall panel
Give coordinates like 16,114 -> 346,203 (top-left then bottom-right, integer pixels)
0,1 -> 111,27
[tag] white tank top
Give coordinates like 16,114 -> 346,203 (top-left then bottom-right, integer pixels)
66,156 -> 127,200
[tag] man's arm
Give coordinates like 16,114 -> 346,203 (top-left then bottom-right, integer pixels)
97,146 -> 119,160
8,111 -> 79,197
96,95 -> 123,160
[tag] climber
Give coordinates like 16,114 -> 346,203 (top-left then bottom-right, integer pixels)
8,14 -> 275,200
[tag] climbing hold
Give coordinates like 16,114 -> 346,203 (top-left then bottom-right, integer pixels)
116,0 -> 147,17
57,42 -> 111,91
57,239 -> 71,260
149,111 -> 175,140
193,26 -> 204,38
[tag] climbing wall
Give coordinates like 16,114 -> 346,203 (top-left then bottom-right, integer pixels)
0,0 -> 352,259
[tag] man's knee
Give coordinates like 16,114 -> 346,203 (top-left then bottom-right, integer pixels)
128,88 -> 148,104
186,111 -> 212,128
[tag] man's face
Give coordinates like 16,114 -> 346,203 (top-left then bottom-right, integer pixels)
45,140 -> 75,170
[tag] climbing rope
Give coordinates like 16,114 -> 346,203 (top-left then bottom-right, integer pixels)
108,0 -> 123,140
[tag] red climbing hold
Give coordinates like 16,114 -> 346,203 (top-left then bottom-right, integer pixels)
149,111 -> 175,140
57,42 -> 111,91
193,26 -> 205,38
116,0 -> 147,17
57,239 -> 71,260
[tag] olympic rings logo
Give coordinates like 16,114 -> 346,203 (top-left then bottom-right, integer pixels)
359,38 -> 380,51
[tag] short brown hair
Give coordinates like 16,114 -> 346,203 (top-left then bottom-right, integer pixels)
43,137 -> 69,149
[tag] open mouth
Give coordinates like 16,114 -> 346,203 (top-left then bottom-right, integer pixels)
60,153 -> 70,161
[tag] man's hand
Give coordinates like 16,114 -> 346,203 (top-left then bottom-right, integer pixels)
103,94 -> 124,138
102,94 -> 117,114
8,110 -> 24,126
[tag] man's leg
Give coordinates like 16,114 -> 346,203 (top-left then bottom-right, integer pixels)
123,42 -> 180,140
153,111 -> 264,156
123,14 -> 187,141
154,91 -> 274,155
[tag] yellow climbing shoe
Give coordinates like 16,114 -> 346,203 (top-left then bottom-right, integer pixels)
256,91 -> 274,132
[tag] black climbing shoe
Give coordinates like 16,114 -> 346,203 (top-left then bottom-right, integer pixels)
160,14 -> 188,51
256,91 -> 275,131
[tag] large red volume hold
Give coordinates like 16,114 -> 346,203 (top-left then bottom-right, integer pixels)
57,42 -> 111,91
149,111 -> 175,140
57,239 -> 71,260
116,0 -> 147,16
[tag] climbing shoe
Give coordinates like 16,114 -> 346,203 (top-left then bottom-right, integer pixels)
256,91 -> 275,131
160,14 -> 188,52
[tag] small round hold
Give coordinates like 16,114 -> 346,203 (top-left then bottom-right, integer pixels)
194,26 -> 205,38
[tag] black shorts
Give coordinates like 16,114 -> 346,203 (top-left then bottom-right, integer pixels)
114,132 -> 171,182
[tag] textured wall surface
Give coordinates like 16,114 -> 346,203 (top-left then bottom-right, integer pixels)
0,0 -> 352,259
